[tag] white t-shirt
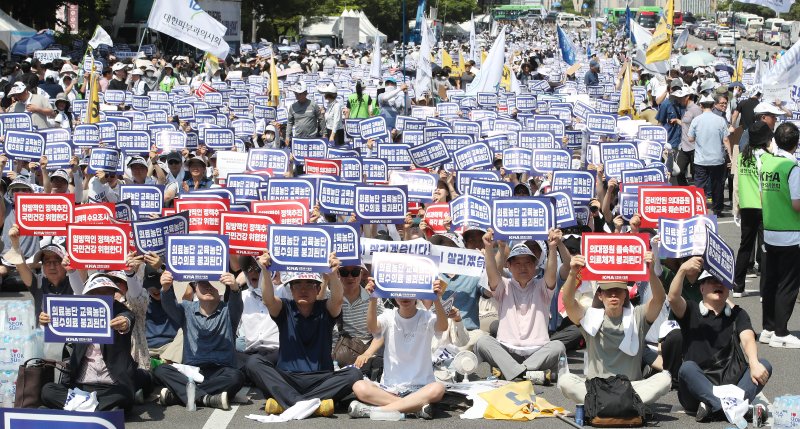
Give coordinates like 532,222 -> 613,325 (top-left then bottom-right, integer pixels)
378,308 -> 437,387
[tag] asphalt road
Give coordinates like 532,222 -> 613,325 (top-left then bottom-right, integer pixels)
4,202 -> 793,429
686,33 -> 785,58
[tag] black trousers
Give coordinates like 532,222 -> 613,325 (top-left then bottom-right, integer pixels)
153,363 -> 245,405
550,320 -> 583,352
675,149 -> 694,186
41,381 -> 133,411
660,329 -> 683,387
734,208 -> 763,291
695,164 -> 727,214
762,243 -> 800,336
244,358 -> 361,408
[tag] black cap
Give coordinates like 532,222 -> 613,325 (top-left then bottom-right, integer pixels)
748,121 -> 774,148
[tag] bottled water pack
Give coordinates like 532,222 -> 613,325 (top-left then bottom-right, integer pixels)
774,396 -> 800,429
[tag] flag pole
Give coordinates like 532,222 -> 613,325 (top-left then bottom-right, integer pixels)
137,27 -> 148,55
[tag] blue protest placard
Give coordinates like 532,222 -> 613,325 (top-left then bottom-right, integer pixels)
605,158 -> 646,180
363,158 -> 389,183
155,130 -> 187,152
115,130 -> 151,154
88,148 -> 121,173
0,112 -> 32,133
388,171 -> 438,203
621,167 -> 667,184
0,408 -> 125,429
586,114 -> 617,134
637,140 -> 664,163
455,170 -> 500,194
548,191 -> 578,227
477,92 -> 498,107
600,142 -> 638,162
44,295 -> 114,344
704,228 -> 735,289
452,142 -> 493,170
267,224 -> 332,272
483,134 -> 510,154
502,148 -> 533,173
105,116 -> 132,131
468,179 -> 513,201
337,157 -> 362,182
518,131 -> 557,150
637,125 -> 667,143
328,224 -> 361,265
371,252 -> 440,300
452,120 -> 481,140
319,180 -> 356,215
449,195 -> 492,232
40,128 -> 71,144
532,148 -> 571,175
516,94 -> 537,111
226,173 -> 268,203
440,133 -> 473,152
291,138 -> 327,165
247,148 -> 289,175
423,126 -> 451,143
491,197 -> 555,240
120,185 -> 164,215
254,105 -> 277,121
354,185 -> 407,223
3,130 -> 44,161
132,212 -> 190,256
97,122 -> 117,143
618,191 -> 639,221
377,143 -> 413,168
73,124 -> 100,147
359,116 -> 388,140
402,130 -> 424,146
408,139 -> 450,168
534,119 -> 565,139
43,140 -> 73,169
166,235 -> 230,281
203,128 -> 235,150
231,119 -> 256,137
437,102 -> 460,116
659,215 -> 717,258
264,178 -> 317,206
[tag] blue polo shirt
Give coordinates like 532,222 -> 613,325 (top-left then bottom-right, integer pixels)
440,274 -> 482,331
274,299 -> 336,373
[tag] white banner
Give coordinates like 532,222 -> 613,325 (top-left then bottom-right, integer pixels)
735,0 -> 792,13
146,0 -> 231,58
33,50 -> 62,64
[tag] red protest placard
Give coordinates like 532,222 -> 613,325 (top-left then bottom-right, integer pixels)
423,203 -> 450,234
304,158 -> 342,176
245,169 -> 274,178
73,203 -> 115,224
174,198 -> 230,233
15,194 -> 74,236
220,212 -> 275,255
637,186 -> 696,228
67,223 -> 131,270
194,82 -> 216,98
581,233 -> 650,281
251,199 -> 309,225
691,186 -> 708,216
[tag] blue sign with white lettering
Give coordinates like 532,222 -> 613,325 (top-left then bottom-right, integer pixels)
246,148 -> 289,174
377,143 -> 412,168
408,139 -> 450,168
449,195 -> 492,231
372,253 -> 440,300
337,157 -> 362,182
518,131 -> 557,150
389,171 -> 438,203
105,116 -> 132,131
637,125 -> 667,143
704,228 -> 735,289
534,119 -> 565,139
359,116 -> 388,140
621,167 -> 666,184
0,113 -> 32,133
267,225 -> 332,272
0,408 -> 124,429
88,148 -> 120,173
440,133 -> 474,152
402,130 -> 424,146
354,185 -> 407,223
532,148 -> 571,175
120,185 -> 164,215
468,179 -> 513,201
600,142 -> 638,162
455,170 -> 500,194
329,224 -> 361,265
477,92 -> 498,107
116,130 -> 151,154
44,295 -> 114,344
548,191 -> 578,227
502,148 -> 533,173
264,178 -> 317,206
254,105 -> 277,121
363,158 -> 389,183
659,216 -> 717,258
516,95 -> 537,111
605,158 -> 646,180
97,122 -> 117,143
637,140 -> 664,162
203,128 -> 235,149
291,138 -> 327,165
132,212 -> 190,256
452,142 -> 493,170
43,140 -> 73,169
319,180 -> 356,215
618,191 -> 638,221
586,114 -> 617,134
166,235 -> 230,281
491,197 -> 555,240
4,130 -> 44,161
483,134 -> 510,154
551,170 -> 596,203
226,173 -> 268,203
452,121 -> 481,140
424,126 -> 452,141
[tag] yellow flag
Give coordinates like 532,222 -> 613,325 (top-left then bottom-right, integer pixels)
85,72 -> 100,124
481,50 -> 487,65
734,51 -> 744,82
452,51 -> 465,78
645,0 -> 674,64
501,65 -> 512,91
269,55 -> 280,107
618,62 -> 634,116
204,52 -> 220,76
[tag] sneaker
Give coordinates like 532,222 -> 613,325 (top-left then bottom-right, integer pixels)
159,388 -> 180,407
695,402 -> 711,422
732,291 -> 743,298
524,370 -> 554,385
265,398 -> 284,415
203,392 -> 230,410
416,403 -> 434,420
769,334 -> 800,349
491,367 -> 503,379
314,398 -> 335,417
759,330 -> 774,344
348,400 -> 372,419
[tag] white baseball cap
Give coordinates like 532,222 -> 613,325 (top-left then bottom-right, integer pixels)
754,102 -> 785,116
7,82 -> 26,96
290,81 -> 307,93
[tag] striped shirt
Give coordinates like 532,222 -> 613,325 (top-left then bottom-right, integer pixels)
339,287 -> 383,341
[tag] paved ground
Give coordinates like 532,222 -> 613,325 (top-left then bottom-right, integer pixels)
687,33 -> 784,57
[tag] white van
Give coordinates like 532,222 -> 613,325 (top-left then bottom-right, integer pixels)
556,13 -> 586,28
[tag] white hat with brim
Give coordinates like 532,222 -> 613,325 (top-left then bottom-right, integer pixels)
754,102 -> 785,116
112,62 -> 128,72
699,94 -> 715,104
290,81 -> 307,93
284,272 -> 323,285
7,82 -> 26,96
83,276 -> 121,294
317,83 -> 338,94
185,156 -> 207,168
507,243 -> 536,261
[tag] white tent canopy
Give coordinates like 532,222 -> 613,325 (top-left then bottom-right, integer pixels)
0,9 -> 36,52
301,9 -> 386,45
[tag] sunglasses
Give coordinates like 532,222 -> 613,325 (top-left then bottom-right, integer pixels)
338,268 -> 362,278
168,160 -> 181,165
244,264 -> 261,274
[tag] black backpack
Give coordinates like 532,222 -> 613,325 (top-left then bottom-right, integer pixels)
584,375 -> 646,427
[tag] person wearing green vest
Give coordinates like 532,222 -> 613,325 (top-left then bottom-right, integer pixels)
759,120 -> 800,349
733,120 -> 770,297
159,64 -> 179,93
345,81 -> 373,120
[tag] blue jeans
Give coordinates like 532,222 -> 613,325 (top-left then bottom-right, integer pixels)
677,359 -> 772,413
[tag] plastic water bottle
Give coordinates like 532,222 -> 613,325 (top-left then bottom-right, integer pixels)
186,379 -> 196,411
369,409 -> 405,421
558,353 -> 569,377
333,360 -> 340,371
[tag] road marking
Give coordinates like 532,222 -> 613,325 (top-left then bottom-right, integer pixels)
201,387 -> 250,429
717,220 -> 736,224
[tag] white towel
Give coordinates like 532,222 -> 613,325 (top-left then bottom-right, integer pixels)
580,305 -> 639,356
245,398 -> 321,422
63,388 -> 98,412
172,363 -> 205,383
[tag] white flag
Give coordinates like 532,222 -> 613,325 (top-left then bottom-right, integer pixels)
590,17 -> 597,45
735,0 -> 791,14
415,17 -> 434,101
146,0 -> 231,59
469,13 -> 479,65
370,34 -> 382,80
764,38 -> 800,86
88,25 -> 113,49
630,19 -> 669,75
466,26 -> 505,95
673,28 -> 689,49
